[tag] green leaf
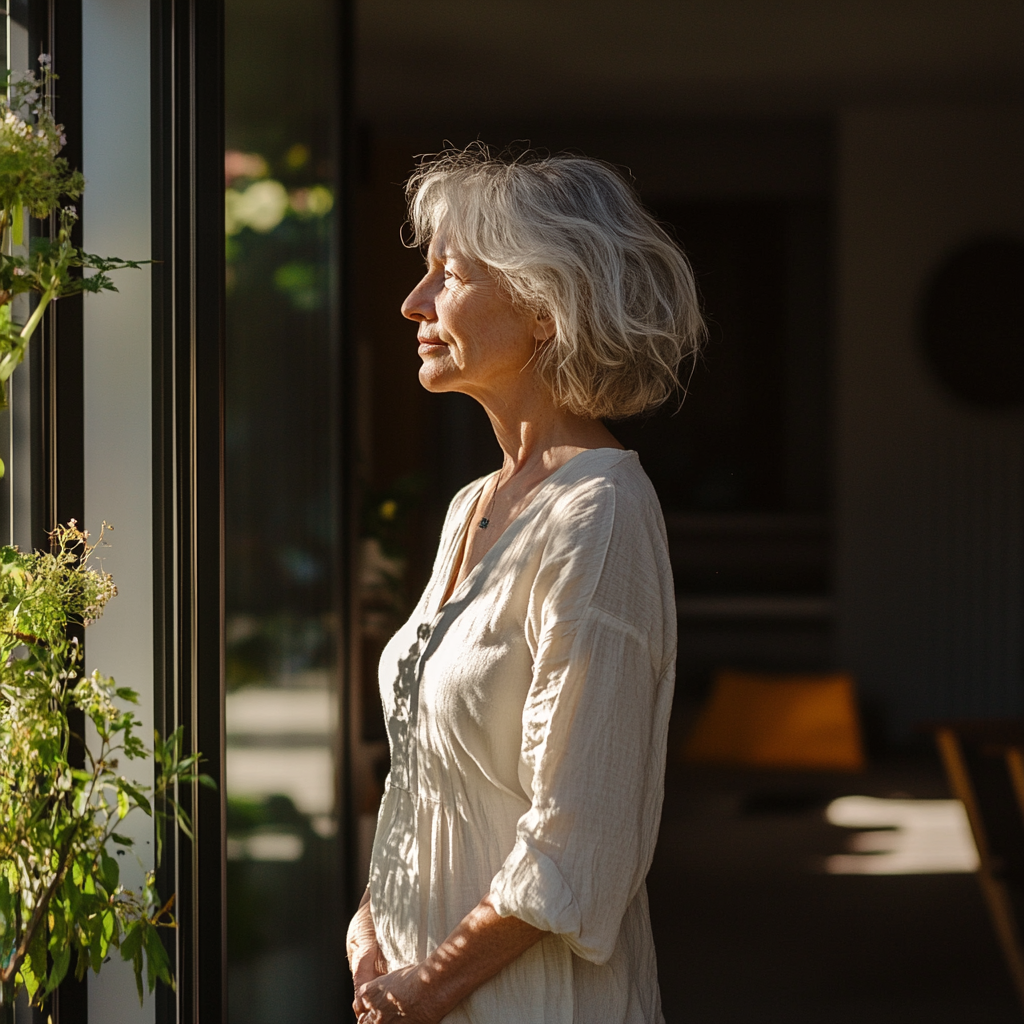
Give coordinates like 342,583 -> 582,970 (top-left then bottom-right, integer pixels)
21,913 -> 47,1001
48,901 -> 68,951
110,832 -> 135,847
132,946 -> 145,1003
144,924 -> 171,992
120,921 -> 144,962
99,849 -> 119,893
74,946 -> 88,982
117,787 -> 130,819
62,872 -> 82,918
88,916 -> 103,974
44,942 -> 71,996
159,726 -> 184,764
0,872 -> 11,936
173,802 -> 195,841
89,907 -> 116,972
121,781 -> 152,816
18,960 -> 39,1003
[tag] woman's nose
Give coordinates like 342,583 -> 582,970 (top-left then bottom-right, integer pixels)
401,277 -> 436,322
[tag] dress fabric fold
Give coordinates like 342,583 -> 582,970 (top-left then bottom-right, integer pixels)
369,448 -> 676,1024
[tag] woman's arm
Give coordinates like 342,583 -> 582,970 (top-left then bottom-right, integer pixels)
352,894 -> 544,1023
347,887 -> 389,991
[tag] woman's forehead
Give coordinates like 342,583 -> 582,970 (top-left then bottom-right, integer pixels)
429,224 -> 456,255
427,235 -> 475,266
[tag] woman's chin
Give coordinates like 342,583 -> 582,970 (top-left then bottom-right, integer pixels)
418,363 -> 462,393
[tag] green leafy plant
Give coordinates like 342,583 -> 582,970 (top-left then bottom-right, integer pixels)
0,55 -> 145,472
0,523 -> 211,1017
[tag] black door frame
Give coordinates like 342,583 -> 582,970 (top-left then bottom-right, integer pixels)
151,1 -> 227,1021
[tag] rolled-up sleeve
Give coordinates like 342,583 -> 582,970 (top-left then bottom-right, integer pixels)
489,484 -> 675,964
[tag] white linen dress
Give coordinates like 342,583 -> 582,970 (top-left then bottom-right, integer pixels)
369,448 -> 676,1023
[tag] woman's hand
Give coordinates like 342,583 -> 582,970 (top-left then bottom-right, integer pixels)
347,889 -> 389,992
353,965 -> 444,1024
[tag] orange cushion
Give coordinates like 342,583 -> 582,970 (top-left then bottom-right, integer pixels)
682,669 -> 866,771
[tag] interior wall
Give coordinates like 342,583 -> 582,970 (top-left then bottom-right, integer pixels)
835,103 -> 1024,737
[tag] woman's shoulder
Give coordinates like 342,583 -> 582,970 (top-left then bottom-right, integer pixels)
548,448 -> 659,515
534,448 -> 667,556
529,448 -> 674,625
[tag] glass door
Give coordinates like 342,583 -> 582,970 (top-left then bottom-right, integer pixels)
223,2 -> 351,1021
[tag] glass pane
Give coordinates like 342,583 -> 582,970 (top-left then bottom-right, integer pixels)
0,2 -> 33,553
223,4 -> 343,1021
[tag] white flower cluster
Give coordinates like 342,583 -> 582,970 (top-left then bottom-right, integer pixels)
3,109 -> 33,136
0,61 -> 65,160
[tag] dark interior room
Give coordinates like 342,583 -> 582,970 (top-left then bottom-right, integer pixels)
220,2 -> 1024,1020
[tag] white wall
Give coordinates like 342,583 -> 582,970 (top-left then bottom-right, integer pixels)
835,104 -> 1024,736
82,1 -> 154,1021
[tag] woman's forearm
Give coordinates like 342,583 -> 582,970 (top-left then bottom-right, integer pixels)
414,895 -> 545,1014
353,894 -> 545,1022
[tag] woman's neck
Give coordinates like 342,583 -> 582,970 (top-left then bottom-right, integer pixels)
477,382 -> 623,480
437,380 -> 625,603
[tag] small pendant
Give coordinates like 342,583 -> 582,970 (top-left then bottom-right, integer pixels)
478,517 -> 490,529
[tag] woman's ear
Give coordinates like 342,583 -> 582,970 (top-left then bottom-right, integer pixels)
533,311 -> 556,345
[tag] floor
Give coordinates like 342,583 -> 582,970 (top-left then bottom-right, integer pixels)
648,754 -> 1021,1023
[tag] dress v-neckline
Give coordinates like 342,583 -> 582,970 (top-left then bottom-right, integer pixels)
433,447 -> 630,617
434,475 -> 491,615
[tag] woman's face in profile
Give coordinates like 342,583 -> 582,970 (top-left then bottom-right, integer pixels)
401,237 -> 549,399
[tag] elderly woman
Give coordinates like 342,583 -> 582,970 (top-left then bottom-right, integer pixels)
347,147 -> 704,1024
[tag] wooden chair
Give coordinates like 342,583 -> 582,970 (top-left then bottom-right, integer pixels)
933,721 -> 1024,1014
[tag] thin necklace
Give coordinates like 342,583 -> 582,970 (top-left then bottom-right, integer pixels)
478,463 -> 509,529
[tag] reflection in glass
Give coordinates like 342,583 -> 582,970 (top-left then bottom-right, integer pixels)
224,2 -> 343,1020
0,5 -> 33,553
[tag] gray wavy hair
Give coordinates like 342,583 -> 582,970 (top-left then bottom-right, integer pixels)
405,146 -> 705,420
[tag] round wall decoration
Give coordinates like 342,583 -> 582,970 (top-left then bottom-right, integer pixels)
919,236 -> 1024,410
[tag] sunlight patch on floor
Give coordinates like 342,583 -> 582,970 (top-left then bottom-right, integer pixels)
824,795 -> 979,875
